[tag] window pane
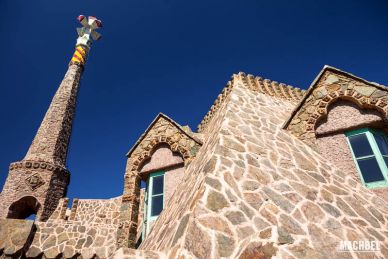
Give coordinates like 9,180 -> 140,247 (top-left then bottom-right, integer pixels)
357,157 -> 385,183
374,133 -> 388,156
348,134 -> 373,158
152,175 -> 164,195
151,195 -> 163,216
384,157 -> 388,167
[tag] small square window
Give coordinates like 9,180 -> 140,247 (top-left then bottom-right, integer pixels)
346,128 -> 388,188
348,134 -> 373,157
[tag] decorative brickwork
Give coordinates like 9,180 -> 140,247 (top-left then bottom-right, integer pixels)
25,174 -> 45,191
284,66 -> 388,146
116,113 -> 202,248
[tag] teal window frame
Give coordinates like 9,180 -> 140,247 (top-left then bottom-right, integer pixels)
144,171 -> 165,234
345,128 -> 388,189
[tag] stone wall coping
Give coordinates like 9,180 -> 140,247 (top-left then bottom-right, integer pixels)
197,72 -> 305,132
71,195 -> 122,201
283,65 -> 388,129
38,220 -> 119,227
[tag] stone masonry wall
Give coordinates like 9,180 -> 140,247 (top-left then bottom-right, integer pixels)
315,100 -> 388,201
26,221 -> 117,258
0,219 -> 35,257
71,197 -> 121,224
164,166 -> 185,208
139,73 -> 232,254
0,166 -> 69,221
136,189 -> 145,243
2,197 -> 123,258
131,73 -> 388,258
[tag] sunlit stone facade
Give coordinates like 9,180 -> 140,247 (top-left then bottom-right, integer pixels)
1,66 -> 388,258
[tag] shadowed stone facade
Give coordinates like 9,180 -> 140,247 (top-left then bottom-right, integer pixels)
0,44 -> 387,259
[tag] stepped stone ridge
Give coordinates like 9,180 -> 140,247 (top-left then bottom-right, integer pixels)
0,38 -> 388,259
197,72 -> 305,133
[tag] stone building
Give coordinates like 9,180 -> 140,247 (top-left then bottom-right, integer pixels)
1,17 -> 388,259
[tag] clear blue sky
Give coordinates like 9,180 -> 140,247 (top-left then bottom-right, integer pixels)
1,0 -> 387,201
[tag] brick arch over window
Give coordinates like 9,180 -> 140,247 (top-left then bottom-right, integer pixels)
7,196 -> 41,219
304,90 -> 388,143
315,99 -> 386,135
284,68 -> 388,202
138,142 -> 184,175
116,114 -> 202,248
131,137 -> 192,174
312,91 -> 387,130
117,140 -> 198,248
285,67 -> 388,147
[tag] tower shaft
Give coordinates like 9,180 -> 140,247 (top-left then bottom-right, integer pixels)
24,61 -> 83,167
0,16 -> 102,221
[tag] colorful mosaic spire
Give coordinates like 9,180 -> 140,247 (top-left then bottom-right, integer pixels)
70,15 -> 103,66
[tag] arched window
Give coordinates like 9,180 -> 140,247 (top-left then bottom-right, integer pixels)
7,196 -> 40,220
139,143 -> 184,236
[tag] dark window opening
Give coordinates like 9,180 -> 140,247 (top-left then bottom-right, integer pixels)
7,196 -> 40,220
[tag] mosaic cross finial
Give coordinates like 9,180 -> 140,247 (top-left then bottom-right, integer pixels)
71,15 -> 103,66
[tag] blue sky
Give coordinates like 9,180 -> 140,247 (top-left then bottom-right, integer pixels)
0,0 -> 387,201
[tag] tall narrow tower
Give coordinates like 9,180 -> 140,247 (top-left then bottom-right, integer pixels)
0,15 -> 102,221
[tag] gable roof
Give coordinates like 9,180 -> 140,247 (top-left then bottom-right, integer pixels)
126,113 -> 202,157
283,65 -> 388,129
